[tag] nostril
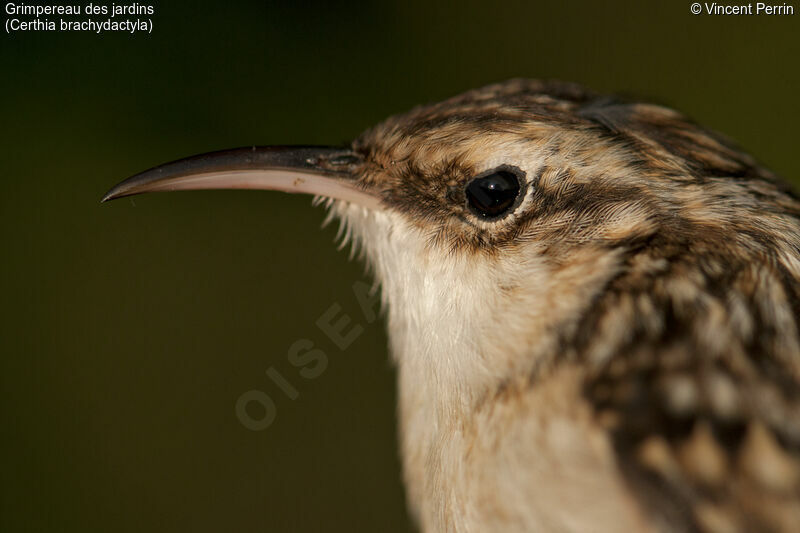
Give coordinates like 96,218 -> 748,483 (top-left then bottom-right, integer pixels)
327,154 -> 362,166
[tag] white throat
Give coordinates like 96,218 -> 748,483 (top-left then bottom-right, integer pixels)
328,200 -> 625,528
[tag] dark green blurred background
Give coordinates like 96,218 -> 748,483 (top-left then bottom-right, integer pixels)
1,1 -> 798,531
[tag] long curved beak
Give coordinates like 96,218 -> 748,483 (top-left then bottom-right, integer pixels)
101,146 -> 381,209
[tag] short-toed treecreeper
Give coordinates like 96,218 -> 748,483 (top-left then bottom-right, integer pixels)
104,80 -> 800,533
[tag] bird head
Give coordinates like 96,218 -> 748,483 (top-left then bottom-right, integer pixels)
103,79 -> 796,404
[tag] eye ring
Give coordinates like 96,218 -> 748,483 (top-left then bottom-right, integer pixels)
464,165 -> 527,221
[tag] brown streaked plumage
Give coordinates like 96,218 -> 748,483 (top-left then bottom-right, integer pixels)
104,79 -> 800,532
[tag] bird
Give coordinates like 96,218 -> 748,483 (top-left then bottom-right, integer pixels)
103,79 -> 800,533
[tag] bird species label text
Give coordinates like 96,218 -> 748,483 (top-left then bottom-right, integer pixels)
4,3 -> 155,34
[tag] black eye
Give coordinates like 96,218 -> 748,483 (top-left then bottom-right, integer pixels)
465,168 -> 523,219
